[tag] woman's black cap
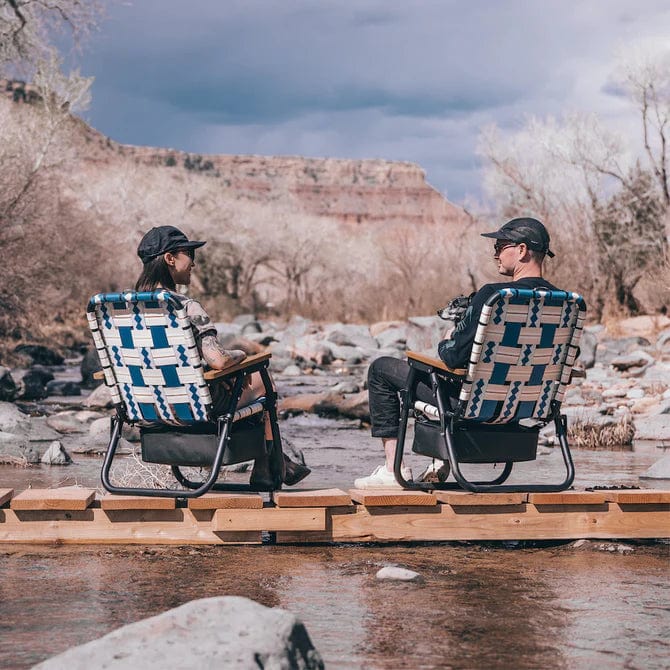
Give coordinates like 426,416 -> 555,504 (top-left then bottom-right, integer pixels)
481,217 -> 555,258
137,226 -> 206,264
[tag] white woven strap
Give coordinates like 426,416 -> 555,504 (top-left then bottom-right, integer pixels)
233,400 -> 265,423
414,400 -> 440,421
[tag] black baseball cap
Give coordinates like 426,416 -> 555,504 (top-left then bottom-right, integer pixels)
137,226 -> 206,264
481,217 -> 555,258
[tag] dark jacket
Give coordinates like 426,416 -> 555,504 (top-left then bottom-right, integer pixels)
438,277 -> 559,369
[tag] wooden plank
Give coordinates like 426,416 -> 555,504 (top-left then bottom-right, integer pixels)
204,352 -> 271,381
528,491 -> 606,505
349,489 -> 437,507
188,493 -> 264,510
273,488 -> 352,508
11,488 -> 95,511
214,507 -> 326,531
600,489 -> 670,504
0,489 -> 14,507
101,495 -> 175,510
0,508 -> 261,545
435,491 -> 526,506
277,502 -> 670,543
407,351 -> 466,376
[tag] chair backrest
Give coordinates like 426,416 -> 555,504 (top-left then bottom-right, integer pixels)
458,289 -> 585,424
86,291 -> 212,425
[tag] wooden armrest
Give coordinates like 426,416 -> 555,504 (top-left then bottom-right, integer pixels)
93,370 -> 105,380
204,352 -> 272,381
407,351 -> 466,376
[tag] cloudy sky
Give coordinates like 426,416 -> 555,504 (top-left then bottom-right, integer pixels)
78,0 -> 670,203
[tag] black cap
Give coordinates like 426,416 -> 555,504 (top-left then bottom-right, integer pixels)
137,226 -> 206,264
481,217 -> 555,258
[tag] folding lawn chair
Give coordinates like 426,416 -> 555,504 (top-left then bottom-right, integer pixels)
394,288 -> 586,492
86,290 -> 283,497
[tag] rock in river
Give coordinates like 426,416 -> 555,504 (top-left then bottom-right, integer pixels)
33,596 -> 324,670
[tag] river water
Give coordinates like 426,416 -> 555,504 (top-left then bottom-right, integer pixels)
0,374 -> 668,668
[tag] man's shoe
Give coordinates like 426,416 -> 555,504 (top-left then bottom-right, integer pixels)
353,464 -> 412,489
417,459 -> 450,483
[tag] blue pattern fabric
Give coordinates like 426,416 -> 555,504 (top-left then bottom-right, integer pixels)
86,291 -> 213,425
459,289 -> 585,424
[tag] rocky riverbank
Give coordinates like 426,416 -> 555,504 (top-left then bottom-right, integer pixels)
0,313 -> 669,469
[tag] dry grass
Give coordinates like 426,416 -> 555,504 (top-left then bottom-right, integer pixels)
569,415 -> 635,449
0,454 -> 29,467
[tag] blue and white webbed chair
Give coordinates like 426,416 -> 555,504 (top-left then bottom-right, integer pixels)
395,288 -> 586,493
86,290 -> 283,497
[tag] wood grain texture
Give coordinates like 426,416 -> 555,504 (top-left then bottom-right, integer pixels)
0,489 -> 14,507
435,491 -> 527,506
600,489 -> 670,504
349,489 -> 437,507
527,491 -> 607,505
213,507 -> 326,531
187,493 -> 264,510
100,495 -> 176,510
273,488 -> 352,508
406,351 -> 466,375
10,488 -> 95,511
203,352 -> 271,380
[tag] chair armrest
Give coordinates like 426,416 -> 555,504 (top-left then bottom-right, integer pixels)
93,370 -> 105,380
203,352 -> 272,380
407,351 -> 466,376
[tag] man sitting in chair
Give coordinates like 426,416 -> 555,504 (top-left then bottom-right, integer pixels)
135,225 -> 310,488
354,217 -> 560,489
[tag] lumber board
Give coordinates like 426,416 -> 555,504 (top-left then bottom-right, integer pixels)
276,502 -> 670,543
527,491 -> 607,505
100,495 -> 176,510
0,489 -> 13,507
435,491 -> 527,506
187,493 -> 264,510
214,507 -> 326,532
273,488 -> 352,508
10,488 -> 95,511
0,508 -> 261,544
600,489 -> 670,504
349,489 -> 437,507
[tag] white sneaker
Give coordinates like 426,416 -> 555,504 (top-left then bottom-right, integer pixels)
353,464 -> 413,489
417,459 -> 450,483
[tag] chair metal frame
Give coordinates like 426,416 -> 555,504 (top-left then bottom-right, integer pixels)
394,288 -> 586,493
87,290 -> 283,498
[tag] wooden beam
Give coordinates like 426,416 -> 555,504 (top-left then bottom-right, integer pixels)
11,488 -> 95,511
349,489 -> 437,507
435,491 -> 526,506
0,489 -> 13,507
273,488 -> 352,508
214,507 -> 326,532
187,493 -> 264,510
100,495 -> 176,510
600,489 -> 670,504
527,491 -> 607,505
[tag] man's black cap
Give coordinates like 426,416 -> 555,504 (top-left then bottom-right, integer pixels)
481,217 -> 555,258
137,226 -> 206,264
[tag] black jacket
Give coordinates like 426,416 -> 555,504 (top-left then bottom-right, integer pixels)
438,277 -> 560,370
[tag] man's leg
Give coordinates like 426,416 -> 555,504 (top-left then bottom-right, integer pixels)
355,356 -> 434,488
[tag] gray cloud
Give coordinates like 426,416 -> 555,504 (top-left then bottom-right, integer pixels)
78,0 -> 670,201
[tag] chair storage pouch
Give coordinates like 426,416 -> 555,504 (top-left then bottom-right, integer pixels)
412,416 -> 539,463
140,417 -> 266,467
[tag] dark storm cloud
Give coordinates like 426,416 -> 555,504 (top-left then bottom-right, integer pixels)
80,0 -> 670,200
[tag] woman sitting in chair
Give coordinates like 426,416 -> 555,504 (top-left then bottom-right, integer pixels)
135,225 -> 310,488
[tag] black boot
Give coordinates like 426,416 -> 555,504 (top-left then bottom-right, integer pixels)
283,453 -> 311,486
249,451 -> 275,491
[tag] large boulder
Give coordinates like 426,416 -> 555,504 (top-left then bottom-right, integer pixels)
82,383 -> 113,409
33,596 -> 324,670
0,402 -> 31,434
325,324 -> 378,351
13,344 -> 64,366
18,367 -> 54,400
634,416 -> 670,441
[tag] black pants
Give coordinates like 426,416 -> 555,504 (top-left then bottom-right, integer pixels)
367,356 -> 460,439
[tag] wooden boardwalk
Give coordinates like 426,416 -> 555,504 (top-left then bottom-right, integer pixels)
0,487 -> 668,545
